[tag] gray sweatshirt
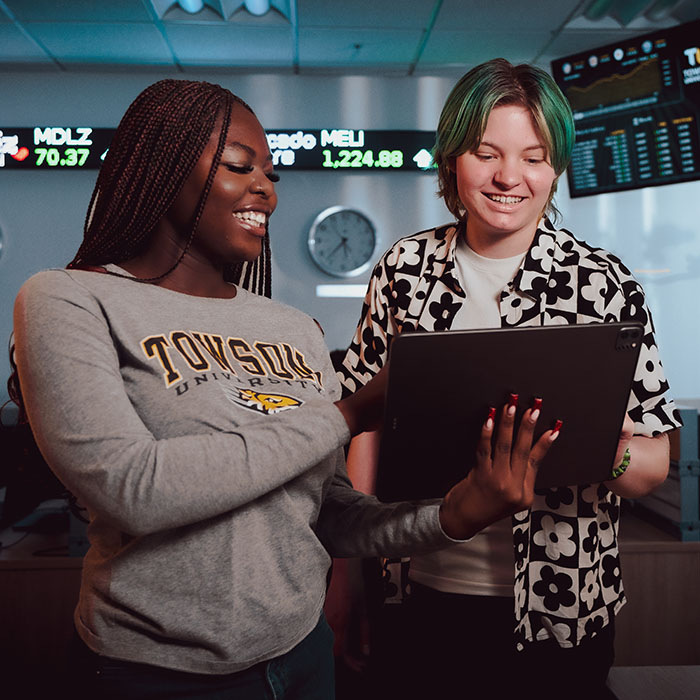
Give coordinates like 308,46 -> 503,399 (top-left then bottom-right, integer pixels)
13,268 -> 452,674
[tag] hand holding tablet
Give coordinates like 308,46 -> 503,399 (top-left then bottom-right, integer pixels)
376,322 -> 643,501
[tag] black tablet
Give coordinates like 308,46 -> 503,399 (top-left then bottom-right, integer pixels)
376,322 -> 643,502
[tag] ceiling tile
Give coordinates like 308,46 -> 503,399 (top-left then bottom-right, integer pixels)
165,23 -> 293,65
0,24 -> 52,62
0,0 -> 696,75
544,27 -> 663,64
3,0 -> 153,22
297,0 -> 434,29
673,0 -> 700,23
27,23 -> 174,64
433,0 -> 582,31
419,29 -> 554,67
298,28 -> 423,68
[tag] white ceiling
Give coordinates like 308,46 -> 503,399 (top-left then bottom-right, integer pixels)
1,0 -> 699,76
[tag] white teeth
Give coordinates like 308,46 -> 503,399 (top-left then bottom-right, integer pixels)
486,194 -> 524,204
233,211 -> 267,226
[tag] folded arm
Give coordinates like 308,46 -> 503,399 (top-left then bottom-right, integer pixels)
14,275 -> 349,536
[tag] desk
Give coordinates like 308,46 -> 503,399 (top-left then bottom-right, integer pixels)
615,509 -> 700,666
0,525 -> 82,686
608,666 -> 700,699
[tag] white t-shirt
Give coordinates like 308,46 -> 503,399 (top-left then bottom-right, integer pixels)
409,235 -> 525,597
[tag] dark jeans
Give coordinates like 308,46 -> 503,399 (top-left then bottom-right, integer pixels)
67,613 -> 336,700
370,581 -> 616,700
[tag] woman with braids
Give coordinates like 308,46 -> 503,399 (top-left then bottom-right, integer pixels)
338,59 -> 681,699
10,79 -> 558,699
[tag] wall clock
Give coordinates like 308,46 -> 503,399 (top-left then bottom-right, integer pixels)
307,206 -> 377,277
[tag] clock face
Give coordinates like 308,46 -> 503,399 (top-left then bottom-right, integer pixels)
308,206 -> 377,277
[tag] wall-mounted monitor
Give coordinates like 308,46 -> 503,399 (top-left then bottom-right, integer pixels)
551,19 -> 700,198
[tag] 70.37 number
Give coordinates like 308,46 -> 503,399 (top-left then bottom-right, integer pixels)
34,147 -> 90,167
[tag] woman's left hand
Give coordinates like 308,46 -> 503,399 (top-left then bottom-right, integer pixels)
605,415 -> 670,498
612,414 -> 635,471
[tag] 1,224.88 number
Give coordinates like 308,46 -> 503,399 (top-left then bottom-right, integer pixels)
322,149 -> 404,169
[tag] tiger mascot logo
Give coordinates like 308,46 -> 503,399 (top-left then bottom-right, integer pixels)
222,385 -> 303,415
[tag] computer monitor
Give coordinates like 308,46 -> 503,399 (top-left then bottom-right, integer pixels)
551,19 -> 700,197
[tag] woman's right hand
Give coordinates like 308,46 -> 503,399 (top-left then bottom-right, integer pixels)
438,400 -> 559,540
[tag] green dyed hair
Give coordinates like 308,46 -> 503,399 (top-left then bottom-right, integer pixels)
434,58 -> 575,222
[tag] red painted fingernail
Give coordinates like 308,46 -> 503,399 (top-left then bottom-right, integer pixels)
532,397 -> 543,410
487,407 -> 496,421
552,419 -> 563,434
509,393 -> 519,408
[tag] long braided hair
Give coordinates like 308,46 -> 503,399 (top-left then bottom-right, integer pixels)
7,79 -> 273,420
71,78 -> 272,293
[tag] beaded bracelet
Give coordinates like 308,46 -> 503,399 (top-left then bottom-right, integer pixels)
611,447 -> 631,479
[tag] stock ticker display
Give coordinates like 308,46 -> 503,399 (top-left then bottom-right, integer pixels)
0,126 -> 437,173
6,19 -> 699,194
551,19 -> 700,197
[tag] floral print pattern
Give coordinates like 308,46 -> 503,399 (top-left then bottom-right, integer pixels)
532,564 -> 577,612
533,515 -> 577,560
339,218 -> 682,649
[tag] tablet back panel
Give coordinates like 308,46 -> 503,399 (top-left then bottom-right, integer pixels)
376,322 -> 643,502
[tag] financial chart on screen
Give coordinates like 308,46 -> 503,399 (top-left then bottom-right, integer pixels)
551,19 -> 700,197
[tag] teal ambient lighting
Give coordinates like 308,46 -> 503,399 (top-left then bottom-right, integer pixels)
177,0 -> 204,13
244,0 -> 271,15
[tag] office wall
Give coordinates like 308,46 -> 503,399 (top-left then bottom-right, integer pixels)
558,176 -> 700,406
1,69 -> 698,417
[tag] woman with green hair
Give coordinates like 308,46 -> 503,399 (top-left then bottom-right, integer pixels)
339,58 -> 680,698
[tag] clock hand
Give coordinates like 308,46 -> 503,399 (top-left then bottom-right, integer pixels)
329,237 -> 349,257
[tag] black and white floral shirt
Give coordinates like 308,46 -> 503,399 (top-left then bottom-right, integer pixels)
339,216 -> 682,649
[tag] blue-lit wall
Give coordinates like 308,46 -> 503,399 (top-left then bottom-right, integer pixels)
1,70 -> 698,418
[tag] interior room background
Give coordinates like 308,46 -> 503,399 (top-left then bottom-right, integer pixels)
1,68 -> 698,414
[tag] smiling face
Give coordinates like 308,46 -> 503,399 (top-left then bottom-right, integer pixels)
455,104 -> 556,258
164,101 -> 279,269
